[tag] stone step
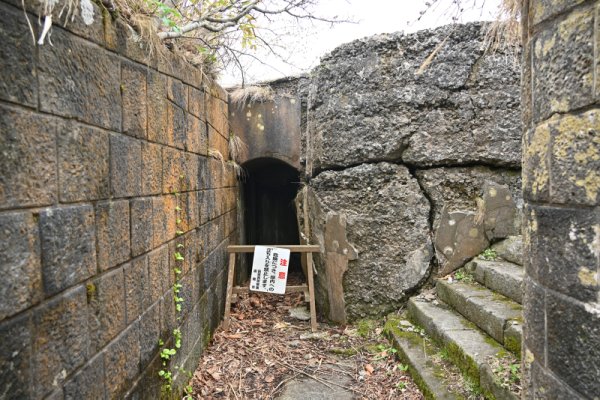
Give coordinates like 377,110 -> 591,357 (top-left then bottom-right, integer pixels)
491,235 -> 523,266
436,279 -> 522,355
465,259 -> 524,304
407,298 -> 520,400
384,316 -> 466,400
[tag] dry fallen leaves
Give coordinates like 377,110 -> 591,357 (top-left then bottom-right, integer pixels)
189,279 -> 423,400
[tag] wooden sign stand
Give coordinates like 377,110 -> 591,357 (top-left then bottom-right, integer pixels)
223,245 -> 320,332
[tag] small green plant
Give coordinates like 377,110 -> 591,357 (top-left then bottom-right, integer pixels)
454,269 -> 474,283
183,384 -> 194,400
85,283 -> 97,303
356,319 -> 376,338
372,344 -> 398,360
398,363 -> 409,372
439,348 -> 450,360
396,381 -> 407,390
509,363 -> 520,383
158,173 -> 195,395
481,248 -> 497,260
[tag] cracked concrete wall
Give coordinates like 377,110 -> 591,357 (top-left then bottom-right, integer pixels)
301,22 -> 523,322
521,1 -> 600,398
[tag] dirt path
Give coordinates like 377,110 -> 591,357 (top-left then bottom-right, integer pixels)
190,289 -> 423,399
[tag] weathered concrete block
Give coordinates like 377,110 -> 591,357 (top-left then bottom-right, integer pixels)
521,44 -> 533,130
168,77 -> 188,110
110,133 -> 142,198
308,23 -> 520,171
148,245 -> 169,304
181,191 -> 199,231
205,78 -> 228,101
139,302 -> 160,368
162,146 -> 185,194
434,209 -> 489,276
529,0 -> 587,26
33,286 -> 88,397
0,212 -> 42,320
532,7 -> 595,123
63,353 -> 105,400
122,62 -> 148,139
38,27 -> 121,131
206,93 -> 229,136
416,166 -> 521,228
88,267 -> 126,352
160,292 -> 176,338
0,4 -> 37,107
184,152 -> 200,192
9,0 -> 105,44
0,105 -> 58,209
167,102 -> 187,149
40,205 -> 96,296
104,322 -> 141,399
179,271 -> 195,317
527,204 -> 599,303
522,277 -> 546,366
529,359 -> 585,399
491,235 -> 523,265
403,94 -> 522,167
124,256 -> 147,323
152,195 -> 176,247
189,86 -> 206,120
546,290 -> 600,397
131,197 -> 154,256
523,124 -> 551,202
549,110 -> 600,206
59,123 -> 110,202
481,182 -> 518,240
96,200 -> 131,271
310,163 -> 432,319
0,312 -> 32,399
202,251 -> 219,291
198,156 -> 210,191
103,16 -> 155,65
187,113 -> 208,155
209,125 -> 229,161
147,70 -> 169,145
129,351 -> 163,399
141,141 -> 163,196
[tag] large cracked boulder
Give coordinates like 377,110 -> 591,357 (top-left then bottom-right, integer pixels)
307,163 -> 432,320
308,22 -> 521,172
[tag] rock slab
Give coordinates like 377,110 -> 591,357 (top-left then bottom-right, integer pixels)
309,163 -> 432,320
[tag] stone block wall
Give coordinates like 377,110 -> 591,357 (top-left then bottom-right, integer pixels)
302,23 -> 523,321
521,0 -> 600,398
0,1 -> 237,398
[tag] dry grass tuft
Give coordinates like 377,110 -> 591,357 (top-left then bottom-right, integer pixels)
227,160 -> 247,180
229,85 -> 275,106
417,0 -> 522,74
208,147 -> 226,172
228,133 -> 248,163
483,0 -> 521,55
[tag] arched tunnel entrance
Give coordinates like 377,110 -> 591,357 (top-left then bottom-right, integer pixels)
241,158 -> 303,277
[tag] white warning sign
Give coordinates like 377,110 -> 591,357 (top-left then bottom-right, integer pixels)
250,246 -> 290,294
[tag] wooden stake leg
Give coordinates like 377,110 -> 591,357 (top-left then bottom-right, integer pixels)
223,253 -> 236,330
306,252 -> 318,332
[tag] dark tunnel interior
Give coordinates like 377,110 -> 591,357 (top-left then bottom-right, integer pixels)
241,158 -> 303,277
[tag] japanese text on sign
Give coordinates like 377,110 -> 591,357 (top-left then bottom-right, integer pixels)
250,246 -> 290,294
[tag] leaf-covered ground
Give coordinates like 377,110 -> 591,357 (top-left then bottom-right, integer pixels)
190,283 -> 423,399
